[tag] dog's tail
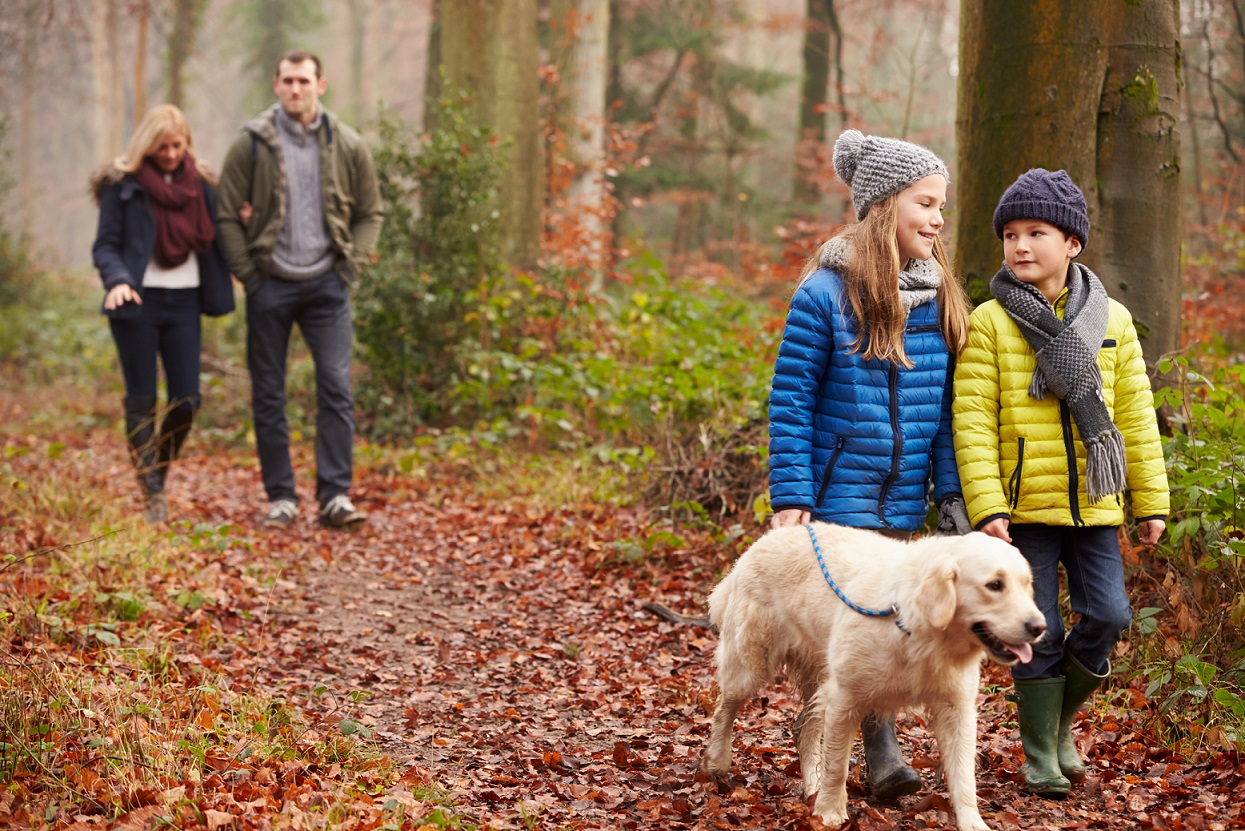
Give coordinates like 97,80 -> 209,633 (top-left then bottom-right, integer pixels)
706,567 -> 736,631
641,601 -> 714,630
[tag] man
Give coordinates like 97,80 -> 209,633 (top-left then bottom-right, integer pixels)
217,50 -> 383,530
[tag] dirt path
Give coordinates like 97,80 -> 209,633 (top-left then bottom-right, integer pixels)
182,454 -> 1237,830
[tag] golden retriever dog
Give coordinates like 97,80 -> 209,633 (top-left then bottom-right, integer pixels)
701,524 -> 1046,831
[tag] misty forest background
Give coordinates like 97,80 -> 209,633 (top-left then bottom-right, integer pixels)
3,1 -> 1245,825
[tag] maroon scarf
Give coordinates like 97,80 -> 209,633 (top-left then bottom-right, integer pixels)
134,155 -> 215,269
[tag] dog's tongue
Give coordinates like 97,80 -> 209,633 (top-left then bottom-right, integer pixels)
1008,642 -> 1034,664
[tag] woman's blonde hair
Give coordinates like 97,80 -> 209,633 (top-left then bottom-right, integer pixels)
113,104 -> 197,174
798,194 -> 969,366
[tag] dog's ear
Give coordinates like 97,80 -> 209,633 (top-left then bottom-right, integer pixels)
913,555 -> 958,631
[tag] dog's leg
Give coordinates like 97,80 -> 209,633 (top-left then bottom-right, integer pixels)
794,669 -> 825,796
811,684 -> 857,828
701,691 -> 747,778
928,699 -> 991,831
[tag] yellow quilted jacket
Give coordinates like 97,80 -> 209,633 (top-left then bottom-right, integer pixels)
953,289 -> 1169,528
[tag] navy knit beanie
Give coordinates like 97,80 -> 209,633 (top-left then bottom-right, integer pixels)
992,168 -> 1090,251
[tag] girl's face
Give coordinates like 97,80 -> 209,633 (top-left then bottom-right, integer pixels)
150,130 -> 188,173
894,174 -> 947,266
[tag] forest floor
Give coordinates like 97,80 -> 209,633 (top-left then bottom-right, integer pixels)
2,420 -> 1242,830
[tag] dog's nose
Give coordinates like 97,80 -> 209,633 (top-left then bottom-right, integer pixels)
1026,618 -> 1048,640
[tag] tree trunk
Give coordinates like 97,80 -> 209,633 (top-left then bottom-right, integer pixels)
956,0 -> 1181,362
1096,3 -> 1181,360
424,0 -> 442,131
442,0 -> 543,268
346,0 -> 372,125
92,0 -> 124,160
166,0 -> 205,109
134,0 -> 150,118
550,0 -> 611,282
795,0 -> 843,204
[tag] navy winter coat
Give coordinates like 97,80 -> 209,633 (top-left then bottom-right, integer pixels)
768,268 -> 961,532
91,170 -> 235,319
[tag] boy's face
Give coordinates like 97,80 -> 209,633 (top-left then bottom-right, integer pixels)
894,173 -> 947,265
1002,219 -> 1082,302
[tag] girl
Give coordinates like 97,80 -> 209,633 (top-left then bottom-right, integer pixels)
91,104 -> 235,523
768,129 -> 972,799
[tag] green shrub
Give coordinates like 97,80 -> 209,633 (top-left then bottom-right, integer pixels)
1133,357 -> 1245,748
354,96 -> 506,434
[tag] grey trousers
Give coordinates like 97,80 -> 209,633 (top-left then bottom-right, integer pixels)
246,269 -> 354,506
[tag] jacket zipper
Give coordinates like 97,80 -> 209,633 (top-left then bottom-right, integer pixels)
1060,400 -> 1084,526
1008,437 -> 1026,511
872,322 -> 938,524
815,436 -> 848,508
877,361 -> 902,524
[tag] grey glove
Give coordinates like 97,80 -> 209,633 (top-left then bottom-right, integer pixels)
937,494 -> 973,536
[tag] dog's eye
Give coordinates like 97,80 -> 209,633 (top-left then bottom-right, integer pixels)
986,579 -> 1004,592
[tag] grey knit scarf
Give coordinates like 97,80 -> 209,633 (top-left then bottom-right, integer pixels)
819,238 -> 941,313
990,262 -> 1127,503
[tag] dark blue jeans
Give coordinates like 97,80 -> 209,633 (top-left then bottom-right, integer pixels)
109,287 -> 201,402
246,270 -> 354,506
1009,524 -> 1132,681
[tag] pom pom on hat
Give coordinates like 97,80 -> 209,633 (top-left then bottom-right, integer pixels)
832,129 -> 865,187
992,168 -> 1090,251
832,129 -> 948,221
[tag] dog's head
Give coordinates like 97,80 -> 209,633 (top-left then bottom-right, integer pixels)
910,533 -> 1046,666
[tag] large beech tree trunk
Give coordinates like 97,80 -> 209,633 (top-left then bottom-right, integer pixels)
442,0 -> 543,268
956,0 -> 1181,361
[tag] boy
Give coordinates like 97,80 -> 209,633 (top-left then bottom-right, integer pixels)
952,168 -> 1169,796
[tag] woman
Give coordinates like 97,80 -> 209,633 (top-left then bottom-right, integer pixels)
91,104 -> 234,522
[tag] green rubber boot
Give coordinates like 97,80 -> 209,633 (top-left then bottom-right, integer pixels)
1057,655 -> 1109,783
1011,678 -> 1071,797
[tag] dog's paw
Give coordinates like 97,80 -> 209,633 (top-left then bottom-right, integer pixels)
812,795 -> 850,828
954,810 -> 991,831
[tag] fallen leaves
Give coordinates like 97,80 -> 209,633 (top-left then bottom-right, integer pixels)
3,428 -> 1244,830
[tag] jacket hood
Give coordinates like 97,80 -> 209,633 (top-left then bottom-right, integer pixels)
88,158 -> 218,204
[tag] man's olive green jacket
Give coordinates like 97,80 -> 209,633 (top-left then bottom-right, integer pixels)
216,105 -> 383,293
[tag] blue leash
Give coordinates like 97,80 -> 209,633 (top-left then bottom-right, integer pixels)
806,523 -> 910,635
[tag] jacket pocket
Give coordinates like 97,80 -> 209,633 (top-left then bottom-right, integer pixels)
815,436 -> 847,508
1008,437 -> 1026,511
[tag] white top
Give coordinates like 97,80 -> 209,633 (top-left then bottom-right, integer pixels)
143,253 -> 200,289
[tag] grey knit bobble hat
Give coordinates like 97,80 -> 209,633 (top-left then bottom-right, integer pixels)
992,168 -> 1090,250
832,129 -> 949,221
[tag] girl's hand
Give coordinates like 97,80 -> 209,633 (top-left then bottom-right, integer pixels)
980,517 -> 1011,543
771,509 -> 811,529
1138,519 -> 1166,546
104,283 -> 140,310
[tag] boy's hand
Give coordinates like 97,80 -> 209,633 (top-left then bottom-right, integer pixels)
1138,519 -> 1166,546
772,509 -> 811,529
980,517 -> 1011,543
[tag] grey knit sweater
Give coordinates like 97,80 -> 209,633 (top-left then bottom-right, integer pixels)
270,108 -> 336,280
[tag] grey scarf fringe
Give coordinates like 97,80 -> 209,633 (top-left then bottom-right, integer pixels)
991,262 -> 1128,504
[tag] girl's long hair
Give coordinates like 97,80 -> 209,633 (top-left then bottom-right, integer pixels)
798,194 -> 969,366
112,104 -> 199,175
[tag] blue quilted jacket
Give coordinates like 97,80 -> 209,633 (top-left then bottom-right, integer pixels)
768,268 -> 961,532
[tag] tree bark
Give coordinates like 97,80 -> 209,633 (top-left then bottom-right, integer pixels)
424,0 -> 442,131
956,0 -> 1181,362
166,0 -> 205,109
134,0 -> 149,118
550,0 -> 611,281
442,0 -> 543,268
795,0 -> 842,204
345,0 -> 372,125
